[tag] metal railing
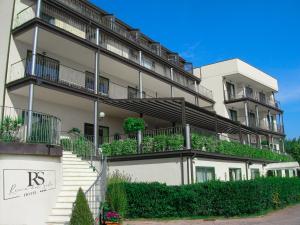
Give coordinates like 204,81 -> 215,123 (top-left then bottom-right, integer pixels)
84,155 -> 107,219
61,132 -> 107,220
12,1 -> 214,102
0,106 -> 61,145
224,91 -> 280,109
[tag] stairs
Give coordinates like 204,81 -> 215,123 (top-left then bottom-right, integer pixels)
46,151 -> 98,225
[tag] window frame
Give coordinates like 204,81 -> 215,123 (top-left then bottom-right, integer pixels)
195,166 -> 216,183
229,168 -> 242,181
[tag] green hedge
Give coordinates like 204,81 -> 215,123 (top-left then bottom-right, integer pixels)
102,133 -> 293,162
109,178 -> 300,218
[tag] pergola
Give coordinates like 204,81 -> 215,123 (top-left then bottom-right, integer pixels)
100,97 -> 261,140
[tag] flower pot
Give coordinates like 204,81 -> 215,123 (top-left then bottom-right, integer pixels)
105,222 -> 120,225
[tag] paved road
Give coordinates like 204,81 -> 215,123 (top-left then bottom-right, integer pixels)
124,204 -> 300,225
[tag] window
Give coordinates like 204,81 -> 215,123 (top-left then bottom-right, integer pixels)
128,86 -> 145,99
285,169 -> 290,178
267,114 -> 274,131
229,168 -> 242,181
276,170 -> 282,177
245,87 -> 253,98
251,169 -> 260,179
84,123 -> 109,146
226,82 -> 235,100
25,51 -> 59,82
248,112 -> 256,128
196,167 -> 215,183
259,92 -> 266,104
85,72 -> 109,95
229,109 -> 238,122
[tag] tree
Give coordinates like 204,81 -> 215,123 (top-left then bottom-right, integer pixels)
70,188 -> 94,225
285,138 -> 300,163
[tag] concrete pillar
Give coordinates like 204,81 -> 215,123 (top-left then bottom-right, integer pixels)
244,102 -> 249,126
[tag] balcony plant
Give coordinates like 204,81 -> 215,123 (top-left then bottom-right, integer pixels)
0,116 -> 23,142
123,117 -> 145,134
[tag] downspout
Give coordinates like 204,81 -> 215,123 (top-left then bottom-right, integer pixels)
186,156 -> 190,184
190,153 -> 197,184
180,153 -> 184,185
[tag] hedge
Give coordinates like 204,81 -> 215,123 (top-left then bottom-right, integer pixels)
102,133 -> 293,162
108,178 -> 300,218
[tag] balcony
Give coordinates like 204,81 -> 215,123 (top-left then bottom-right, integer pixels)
0,105 -> 61,145
233,116 -> 284,134
224,90 -> 281,110
12,1 -> 213,102
8,57 -> 168,100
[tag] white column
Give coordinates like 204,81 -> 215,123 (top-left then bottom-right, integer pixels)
93,28 -> 100,159
170,68 -> 174,97
138,51 -> 143,98
194,81 -> 198,105
244,102 -> 249,126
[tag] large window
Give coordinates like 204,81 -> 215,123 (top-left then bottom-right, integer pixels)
25,51 -> 59,82
251,169 -> 260,179
229,109 -> 238,122
229,168 -> 242,181
85,72 -> 109,95
128,86 -> 145,99
84,123 -> 109,146
196,167 -> 215,183
226,82 -> 235,100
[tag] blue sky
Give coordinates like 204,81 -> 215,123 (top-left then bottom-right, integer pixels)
91,0 -> 300,139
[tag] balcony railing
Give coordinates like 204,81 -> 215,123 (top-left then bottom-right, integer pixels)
232,116 -> 284,133
0,106 -> 61,145
224,91 -> 280,109
9,58 -> 171,100
13,1 -> 214,102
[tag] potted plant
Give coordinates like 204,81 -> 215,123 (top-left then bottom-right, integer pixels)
104,211 -> 120,225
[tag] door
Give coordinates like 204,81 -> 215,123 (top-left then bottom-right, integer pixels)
248,112 -> 256,128
84,123 -> 109,146
226,82 -> 235,100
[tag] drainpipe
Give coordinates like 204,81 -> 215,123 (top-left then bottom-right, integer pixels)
138,51 -> 143,99
28,0 -> 42,140
170,68 -> 174,97
93,28 -> 100,164
180,154 -> 184,185
185,124 -> 191,149
186,157 -> 190,184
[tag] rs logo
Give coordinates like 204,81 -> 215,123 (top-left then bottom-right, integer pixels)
28,171 -> 45,186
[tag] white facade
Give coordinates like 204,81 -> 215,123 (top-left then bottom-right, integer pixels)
195,59 -> 285,151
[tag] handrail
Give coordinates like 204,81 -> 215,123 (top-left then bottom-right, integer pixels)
61,131 -> 107,220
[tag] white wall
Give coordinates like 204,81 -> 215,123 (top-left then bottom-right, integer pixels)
108,158 -> 183,185
0,0 -> 14,108
0,153 -> 62,225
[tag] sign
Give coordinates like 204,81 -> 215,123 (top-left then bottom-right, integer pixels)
3,169 -> 56,200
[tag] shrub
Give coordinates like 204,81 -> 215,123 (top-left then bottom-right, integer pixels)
167,134 -> 184,150
123,117 -> 145,133
0,116 -> 23,142
70,188 -> 94,225
106,171 -> 129,218
111,178 -> 300,218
